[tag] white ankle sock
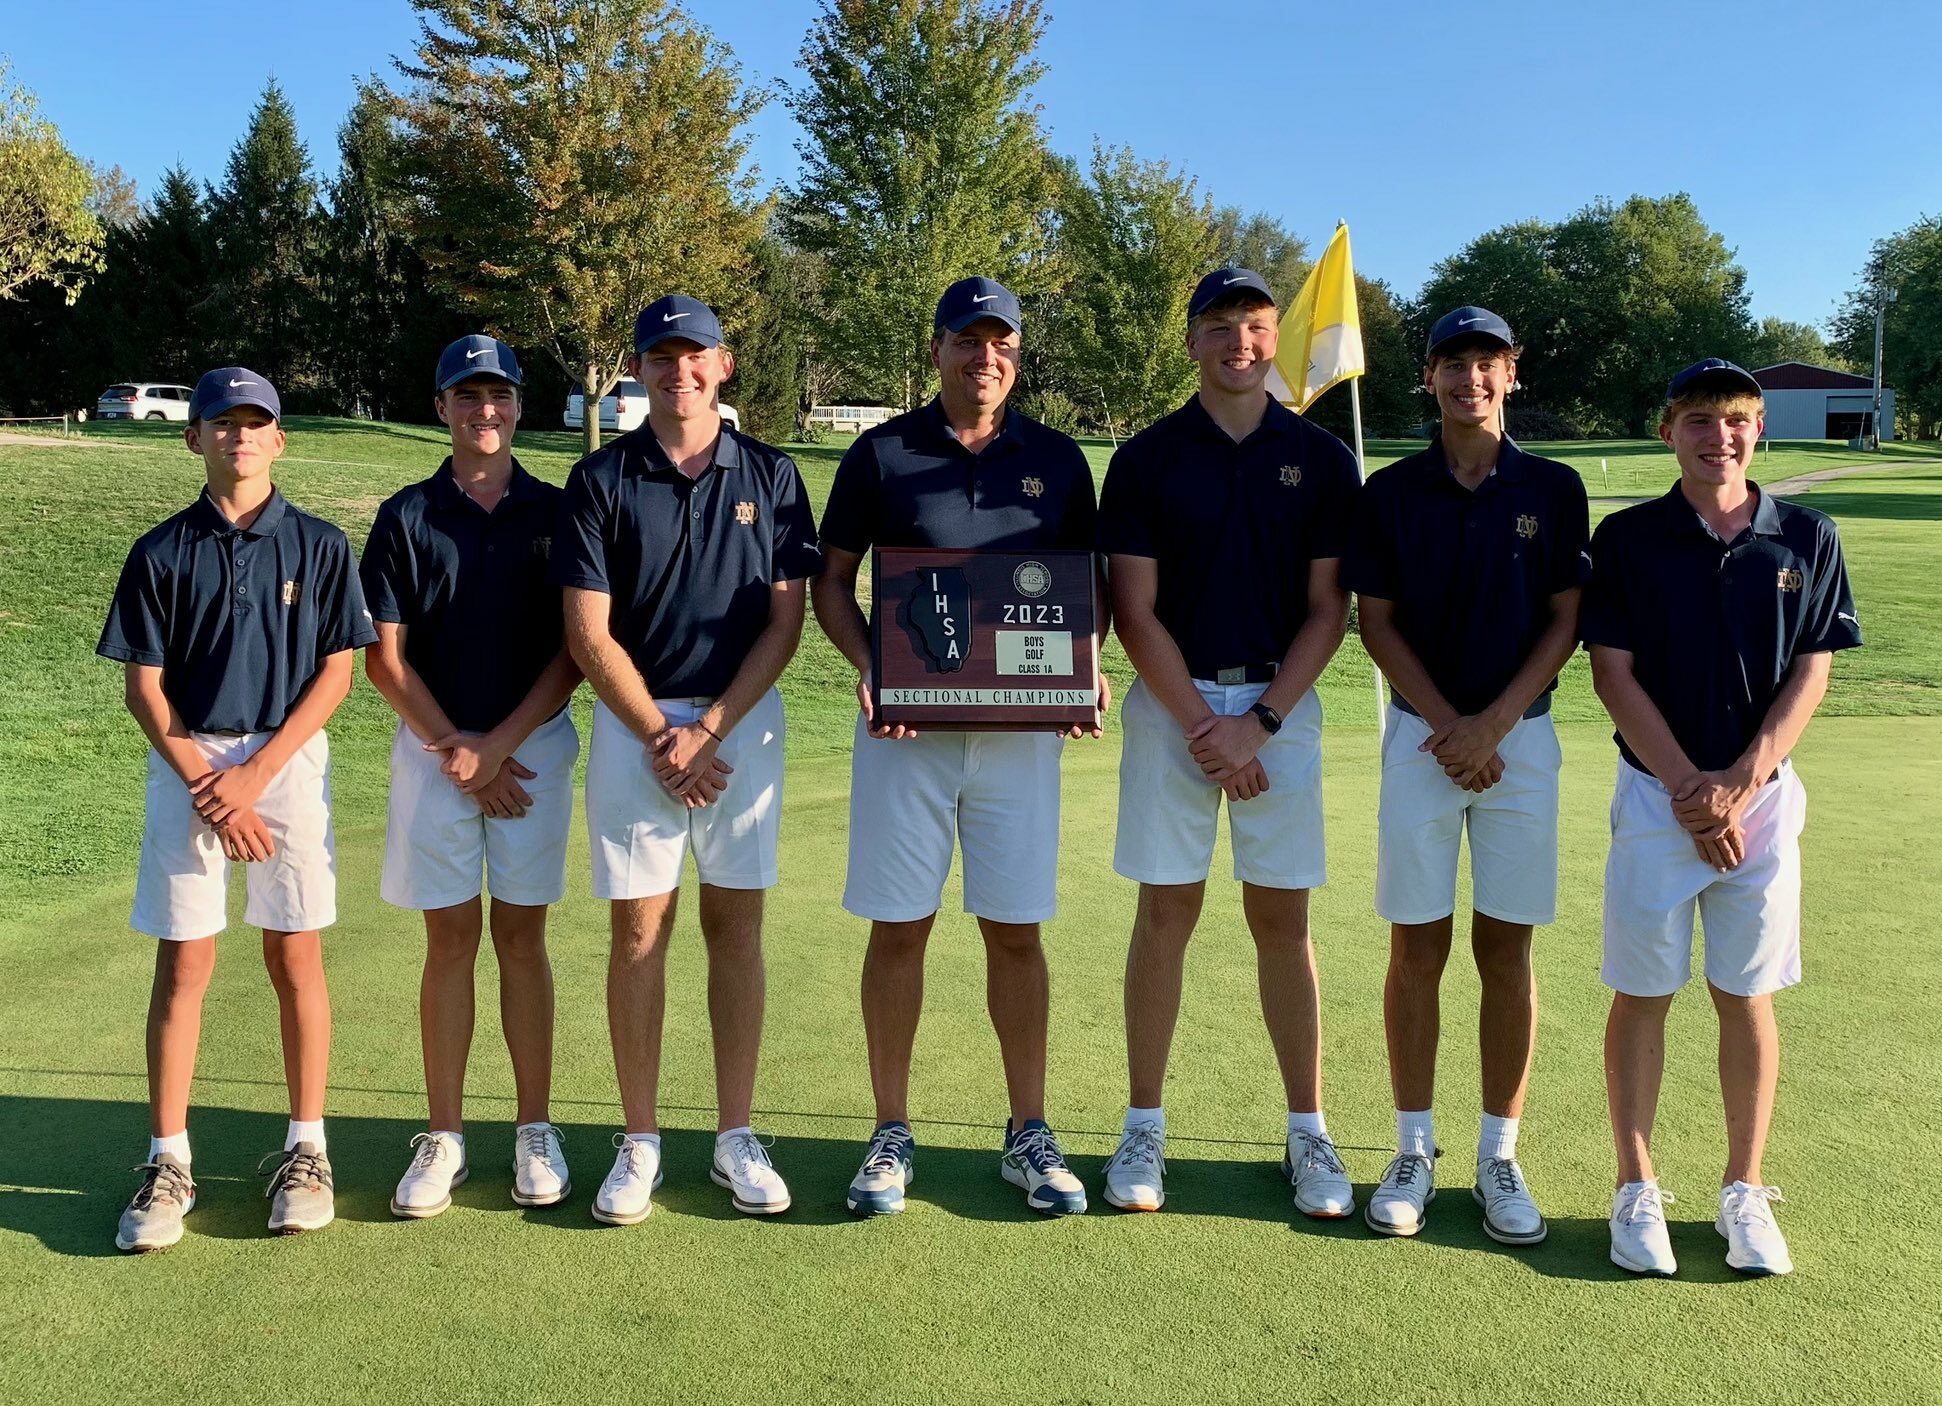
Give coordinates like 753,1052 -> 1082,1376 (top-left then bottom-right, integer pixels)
716,1126 -> 752,1144
149,1131 -> 190,1163
1287,1111 -> 1328,1139
1478,1113 -> 1519,1163
625,1131 -> 662,1148
1397,1108 -> 1434,1158
1125,1106 -> 1164,1132
286,1119 -> 325,1153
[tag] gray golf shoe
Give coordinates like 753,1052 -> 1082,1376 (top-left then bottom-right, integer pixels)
115,1154 -> 196,1253
262,1142 -> 335,1235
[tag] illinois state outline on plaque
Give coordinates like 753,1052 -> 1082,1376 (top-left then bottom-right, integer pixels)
903,566 -> 972,672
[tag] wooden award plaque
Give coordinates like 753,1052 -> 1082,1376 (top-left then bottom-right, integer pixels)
870,547 -> 1101,732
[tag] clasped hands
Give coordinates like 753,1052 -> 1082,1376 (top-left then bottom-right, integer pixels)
188,757 -> 276,862
1420,712 -> 1510,794
647,719 -> 733,808
1667,766 -> 1761,872
424,731 -> 539,819
1186,712 -> 1271,801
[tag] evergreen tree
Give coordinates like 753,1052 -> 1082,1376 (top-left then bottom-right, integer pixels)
781,0 -> 1057,410
205,80 -> 323,395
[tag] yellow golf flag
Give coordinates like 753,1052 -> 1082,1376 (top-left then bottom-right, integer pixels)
1267,223 -> 1364,411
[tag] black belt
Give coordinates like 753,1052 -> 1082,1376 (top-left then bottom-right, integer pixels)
1392,693 -> 1552,721
1206,663 -> 1279,686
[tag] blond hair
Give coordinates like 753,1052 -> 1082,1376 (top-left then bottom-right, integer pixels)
1659,388 -> 1763,433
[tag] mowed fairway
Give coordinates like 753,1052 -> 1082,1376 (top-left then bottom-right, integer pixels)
2,422 -> 1940,1404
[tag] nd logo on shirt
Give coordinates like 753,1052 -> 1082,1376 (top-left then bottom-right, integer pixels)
905,568 -> 971,673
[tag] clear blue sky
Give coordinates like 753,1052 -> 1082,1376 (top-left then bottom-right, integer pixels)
8,0 -> 1938,329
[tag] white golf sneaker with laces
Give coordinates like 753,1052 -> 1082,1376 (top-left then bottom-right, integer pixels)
1473,1156 -> 1548,1245
1609,1179 -> 1678,1276
592,1134 -> 664,1225
512,1122 -> 570,1208
712,1130 -> 792,1215
1101,1122 -> 1166,1212
1284,1130 -> 1356,1218
1366,1151 -> 1436,1236
391,1132 -> 467,1219
1716,1182 -> 1792,1276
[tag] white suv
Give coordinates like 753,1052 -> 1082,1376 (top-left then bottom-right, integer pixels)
564,379 -> 649,432
96,383 -> 194,422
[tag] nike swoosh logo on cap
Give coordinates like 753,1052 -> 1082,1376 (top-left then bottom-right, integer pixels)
228,379 -> 256,388
1458,317 -> 1487,326
663,312 -> 691,322
1223,275 -> 1245,285
971,294 -> 997,304
464,349 -> 488,359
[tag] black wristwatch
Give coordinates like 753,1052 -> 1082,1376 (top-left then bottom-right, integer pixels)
1248,702 -> 1283,735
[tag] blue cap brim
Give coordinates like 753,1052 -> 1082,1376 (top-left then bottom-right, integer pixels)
1670,368 -> 1763,399
437,367 -> 520,392
939,309 -> 1022,334
636,329 -> 723,352
195,395 -> 279,422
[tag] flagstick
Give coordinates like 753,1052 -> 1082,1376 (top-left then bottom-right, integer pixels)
1351,376 -> 1387,745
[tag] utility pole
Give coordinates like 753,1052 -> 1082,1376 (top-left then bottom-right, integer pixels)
1871,285 -> 1898,449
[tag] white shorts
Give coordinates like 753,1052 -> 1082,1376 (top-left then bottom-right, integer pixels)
585,690 -> 784,900
1375,704 -> 1562,926
1113,678 -> 1326,890
1601,760 -> 1806,998
843,718 -> 1063,924
132,730 -> 337,941
380,709 -> 579,911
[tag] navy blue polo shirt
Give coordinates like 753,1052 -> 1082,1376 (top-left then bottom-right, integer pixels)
1097,395 -> 1360,679
1343,436 -> 1590,717
1581,483 -> 1861,774
361,458 -> 566,734
549,424 -> 822,699
98,488 -> 377,734
818,398 -> 1096,553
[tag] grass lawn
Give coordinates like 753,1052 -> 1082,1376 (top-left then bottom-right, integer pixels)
1,423 -> 1940,1403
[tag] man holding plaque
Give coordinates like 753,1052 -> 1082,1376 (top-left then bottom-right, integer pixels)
1096,268 -> 1361,1216
552,295 -> 822,1224
811,276 -> 1104,1218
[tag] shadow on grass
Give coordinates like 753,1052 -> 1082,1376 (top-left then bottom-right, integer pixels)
0,1093 -> 1741,1283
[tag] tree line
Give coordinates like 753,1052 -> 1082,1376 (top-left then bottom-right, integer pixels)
1,0 -> 1934,448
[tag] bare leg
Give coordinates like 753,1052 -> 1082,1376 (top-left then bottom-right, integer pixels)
979,918 -> 1048,1124
261,930 -> 330,1123
698,884 -> 766,1132
1124,882 -> 1204,1108
1382,917 -> 1454,1113
861,915 -> 933,1125
1710,984 -> 1779,1186
1473,912 -> 1537,1119
1243,884 -> 1322,1113
419,899 -> 483,1131
608,893 -> 677,1134
146,937 -> 218,1137
1606,991 -> 1676,1185
488,897 -> 555,1127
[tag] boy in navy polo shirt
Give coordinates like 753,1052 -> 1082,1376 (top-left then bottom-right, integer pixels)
1343,307 -> 1589,1245
98,367 -> 377,1251
1585,359 -> 1860,1277
1096,269 -> 1361,1216
362,337 -> 582,1219
811,277 -> 1104,1218
552,296 -> 821,1224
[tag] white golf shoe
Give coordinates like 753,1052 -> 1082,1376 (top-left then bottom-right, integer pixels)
391,1132 -> 467,1219
592,1134 -> 663,1225
512,1122 -> 570,1208
1101,1122 -> 1166,1212
1610,1180 -> 1678,1276
1716,1182 -> 1793,1276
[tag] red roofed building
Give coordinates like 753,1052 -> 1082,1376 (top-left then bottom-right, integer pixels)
1751,362 -> 1894,441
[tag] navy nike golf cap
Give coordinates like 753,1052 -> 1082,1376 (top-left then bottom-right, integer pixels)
1666,358 -> 1763,400
1189,268 -> 1275,320
1426,306 -> 1516,358
634,295 -> 724,352
189,366 -> 281,422
436,335 -> 522,391
934,277 -> 1022,334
